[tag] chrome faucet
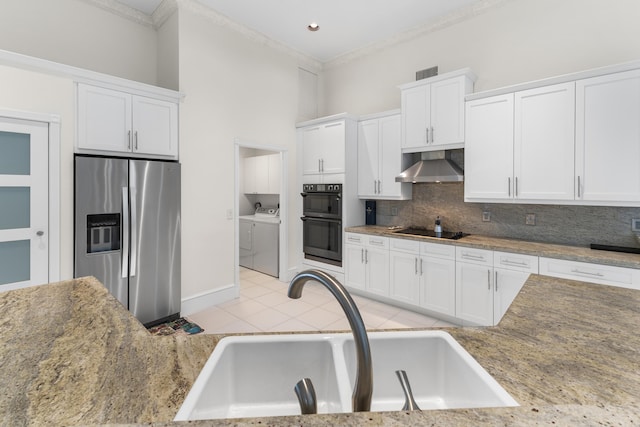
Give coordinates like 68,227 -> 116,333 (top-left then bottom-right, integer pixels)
288,269 -> 373,412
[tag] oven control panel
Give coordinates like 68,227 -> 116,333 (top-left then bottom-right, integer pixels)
302,183 -> 342,193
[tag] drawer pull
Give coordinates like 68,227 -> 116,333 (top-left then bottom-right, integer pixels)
461,253 -> 485,261
571,268 -> 604,277
370,239 -> 384,246
501,259 -> 529,267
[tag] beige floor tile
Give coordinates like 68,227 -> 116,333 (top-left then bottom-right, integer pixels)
296,307 -> 343,329
241,284 -> 273,299
244,308 -> 291,330
267,318 -> 317,333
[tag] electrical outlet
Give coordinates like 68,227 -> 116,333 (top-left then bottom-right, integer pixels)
525,213 -> 536,226
482,211 -> 491,222
391,207 -> 398,216
632,219 -> 640,232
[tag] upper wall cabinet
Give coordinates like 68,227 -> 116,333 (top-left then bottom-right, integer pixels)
77,84 -> 179,159
399,69 -> 476,152
465,83 -> 576,202
465,61 -> 640,206
297,114 -> 358,184
575,69 -> 640,203
357,112 -> 411,200
244,154 -> 280,195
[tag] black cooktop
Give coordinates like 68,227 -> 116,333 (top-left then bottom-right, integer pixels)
393,227 -> 468,240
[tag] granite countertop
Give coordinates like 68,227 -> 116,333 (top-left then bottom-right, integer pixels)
346,225 -> 640,269
2,273 -> 640,425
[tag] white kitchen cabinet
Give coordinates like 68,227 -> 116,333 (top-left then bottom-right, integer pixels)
300,120 -> 346,175
400,70 -> 475,151
465,83 -> 575,202
539,257 -> 640,290
492,251 -> 538,323
388,239 -> 456,314
420,242 -> 456,317
344,233 -> 389,296
464,94 -> 514,200
243,154 -> 280,194
575,69 -> 640,203
77,83 -> 178,158
389,238 -> 421,305
455,247 -> 494,326
357,112 -> 411,200
514,83 -> 575,200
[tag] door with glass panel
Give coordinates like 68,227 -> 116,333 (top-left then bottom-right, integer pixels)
0,117 -> 48,291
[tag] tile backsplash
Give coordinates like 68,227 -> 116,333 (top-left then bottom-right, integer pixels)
375,182 -> 640,248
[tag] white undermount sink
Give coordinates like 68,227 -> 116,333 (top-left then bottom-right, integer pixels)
174,330 -> 518,421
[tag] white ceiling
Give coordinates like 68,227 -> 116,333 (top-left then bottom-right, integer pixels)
116,0 -> 483,63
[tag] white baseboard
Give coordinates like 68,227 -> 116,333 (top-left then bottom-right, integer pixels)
181,283 -> 239,316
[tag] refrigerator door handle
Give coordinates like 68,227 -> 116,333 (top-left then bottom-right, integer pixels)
130,188 -> 138,278
122,187 -> 129,279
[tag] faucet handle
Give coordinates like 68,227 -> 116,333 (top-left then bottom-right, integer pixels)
294,378 -> 318,415
396,370 -> 421,411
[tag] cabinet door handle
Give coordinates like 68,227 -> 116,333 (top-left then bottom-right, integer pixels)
361,248 -> 364,263
430,126 -> 434,143
508,177 -> 511,197
487,270 -> 491,290
415,258 -> 418,275
377,180 -> 381,194
128,130 -> 132,149
515,176 -> 519,197
365,249 -> 368,264
425,127 -> 429,144
318,159 -> 321,172
420,259 -> 423,276
134,130 -> 138,150
495,271 -> 498,291
577,176 -> 581,198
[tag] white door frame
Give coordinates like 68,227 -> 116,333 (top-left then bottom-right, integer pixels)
234,140 -> 288,288
0,109 -> 61,284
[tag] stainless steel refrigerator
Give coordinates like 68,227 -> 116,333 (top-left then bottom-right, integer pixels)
74,155 -> 181,326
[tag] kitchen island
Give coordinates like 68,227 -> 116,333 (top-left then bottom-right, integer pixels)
1,274 -> 639,425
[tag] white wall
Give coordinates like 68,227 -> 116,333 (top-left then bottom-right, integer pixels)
322,0 -> 640,115
178,7 -> 300,299
157,10 -> 179,91
0,66 -> 75,279
0,0 -> 158,86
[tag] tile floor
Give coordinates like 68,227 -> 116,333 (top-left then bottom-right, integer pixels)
188,267 -> 455,334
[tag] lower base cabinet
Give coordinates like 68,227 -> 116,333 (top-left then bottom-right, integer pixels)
347,233 -> 539,326
420,255 -> 456,316
345,233 -> 390,296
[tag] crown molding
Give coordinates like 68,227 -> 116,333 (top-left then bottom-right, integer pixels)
324,0 -> 515,70
152,0 -> 178,28
82,0 -> 155,28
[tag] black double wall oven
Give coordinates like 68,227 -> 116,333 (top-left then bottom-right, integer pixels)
301,184 -> 342,266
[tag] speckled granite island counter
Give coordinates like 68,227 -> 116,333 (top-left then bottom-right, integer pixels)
3,273 -> 640,425
0,276 -> 218,426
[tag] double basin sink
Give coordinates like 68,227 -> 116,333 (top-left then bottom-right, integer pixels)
174,330 -> 518,421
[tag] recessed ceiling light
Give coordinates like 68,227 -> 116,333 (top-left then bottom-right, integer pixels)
307,22 -> 320,32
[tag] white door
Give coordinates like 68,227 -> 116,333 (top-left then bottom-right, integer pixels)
389,250 -> 419,304
357,119 -> 379,197
514,83 -> 575,201
402,85 -> 430,149
430,76 -> 465,146
378,114 -> 403,198
319,121 -> 345,174
464,94 -> 515,201
0,117 -> 48,291
576,69 -> 640,203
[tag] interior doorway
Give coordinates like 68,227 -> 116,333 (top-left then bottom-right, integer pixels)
0,111 -> 60,291
234,142 -> 288,290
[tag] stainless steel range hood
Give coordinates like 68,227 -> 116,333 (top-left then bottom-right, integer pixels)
395,150 -> 464,183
